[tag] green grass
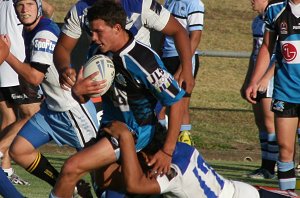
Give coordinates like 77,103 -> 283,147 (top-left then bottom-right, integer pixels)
11,153 -> 279,197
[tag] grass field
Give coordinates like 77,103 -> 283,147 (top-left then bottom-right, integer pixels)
12,153 -> 277,198
5,0 -> 294,197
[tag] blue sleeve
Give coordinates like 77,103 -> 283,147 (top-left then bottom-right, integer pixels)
124,54 -> 185,106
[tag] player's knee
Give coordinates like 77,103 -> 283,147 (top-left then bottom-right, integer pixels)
60,157 -> 82,178
9,137 -> 29,160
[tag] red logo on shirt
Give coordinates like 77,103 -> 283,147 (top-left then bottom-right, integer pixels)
282,43 -> 297,62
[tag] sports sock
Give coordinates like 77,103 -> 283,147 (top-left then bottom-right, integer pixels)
3,167 -> 13,177
262,133 -> 278,174
277,161 -> 296,190
180,124 -> 192,132
259,131 -> 268,168
26,152 -> 59,186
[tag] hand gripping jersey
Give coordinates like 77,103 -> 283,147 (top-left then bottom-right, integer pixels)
62,0 -> 170,46
0,0 -> 24,87
264,0 -> 300,103
23,18 -> 80,111
162,0 -> 204,58
102,33 -> 185,150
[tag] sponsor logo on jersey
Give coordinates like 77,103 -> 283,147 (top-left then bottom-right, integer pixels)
282,43 -> 297,62
280,21 -> 288,34
33,38 -> 56,53
147,68 -> 172,92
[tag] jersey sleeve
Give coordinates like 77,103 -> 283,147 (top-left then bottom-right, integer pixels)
187,0 -> 205,32
127,52 -> 185,106
142,0 -> 170,31
30,30 -> 57,66
61,4 -> 83,39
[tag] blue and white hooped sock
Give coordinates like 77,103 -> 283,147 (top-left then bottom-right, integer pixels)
277,161 -> 296,190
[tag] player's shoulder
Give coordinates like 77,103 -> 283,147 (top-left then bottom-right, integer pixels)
36,18 -> 60,37
265,0 -> 287,21
267,0 -> 287,10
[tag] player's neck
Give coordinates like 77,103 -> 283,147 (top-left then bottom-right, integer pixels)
291,0 -> 300,5
113,31 -> 130,52
23,17 -> 40,32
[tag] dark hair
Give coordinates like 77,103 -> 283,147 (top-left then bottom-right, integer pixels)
87,0 -> 127,28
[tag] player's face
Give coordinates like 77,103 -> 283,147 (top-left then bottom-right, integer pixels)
90,19 -> 119,53
250,0 -> 267,13
15,0 -> 38,25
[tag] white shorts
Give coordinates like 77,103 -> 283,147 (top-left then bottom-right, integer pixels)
219,180 -> 260,198
19,100 -> 99,150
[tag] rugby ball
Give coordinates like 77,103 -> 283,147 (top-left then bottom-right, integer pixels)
83,54 -> 115,97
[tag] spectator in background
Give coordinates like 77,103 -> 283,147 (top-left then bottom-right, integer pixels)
157,0 -> 204,145
0,0 -> 53,185
246,0 -> 300,191
240,0 -> 278,179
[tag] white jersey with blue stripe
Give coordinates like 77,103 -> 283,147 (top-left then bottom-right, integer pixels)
162,0 -> 204,58
156,143 -> 227,198
24,18 -> 79,112
264,0 -> 300,103
62,0 -> 170,46
156,143 -> 260,198
102,34 -> 185,150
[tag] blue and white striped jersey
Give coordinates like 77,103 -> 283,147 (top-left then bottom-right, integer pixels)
264,0 -> 300,103
162,0 -> 204,58
62,0 -> 170,46
156,143 -> 260,197
102,34 -> 185,150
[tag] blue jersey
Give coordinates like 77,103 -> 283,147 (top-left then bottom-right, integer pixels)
252,15 -> 265,62
102,34 -> 185,150
264,0 -> 300,103
162,0 -> 204,58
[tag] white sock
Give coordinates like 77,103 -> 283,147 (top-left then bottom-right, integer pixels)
3,168 -> 13,177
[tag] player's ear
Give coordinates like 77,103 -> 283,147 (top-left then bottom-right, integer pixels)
113,24 -> 122,34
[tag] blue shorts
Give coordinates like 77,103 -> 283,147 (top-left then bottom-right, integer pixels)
18,100 -> 99,150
